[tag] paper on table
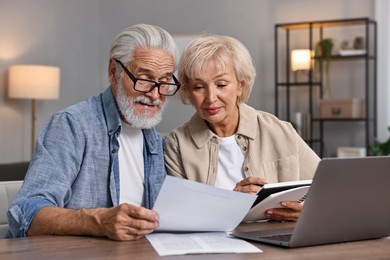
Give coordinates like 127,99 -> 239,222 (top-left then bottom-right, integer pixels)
243,186 -> 310,222
146,232 -> 262,256
153,176 -> 256,232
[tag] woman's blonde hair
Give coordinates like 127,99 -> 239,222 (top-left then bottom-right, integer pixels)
178,35 -> 256,104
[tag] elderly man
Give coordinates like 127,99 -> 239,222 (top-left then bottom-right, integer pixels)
7,24 -> 180,241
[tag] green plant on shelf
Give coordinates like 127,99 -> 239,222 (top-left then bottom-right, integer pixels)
315,38 -> 334,98
370,127 -> 390,156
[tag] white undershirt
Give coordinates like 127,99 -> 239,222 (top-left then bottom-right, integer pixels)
215,135 -> 245,190
118,122 -> 145,206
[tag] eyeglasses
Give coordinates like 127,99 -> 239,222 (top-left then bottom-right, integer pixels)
114,58 -> 180,96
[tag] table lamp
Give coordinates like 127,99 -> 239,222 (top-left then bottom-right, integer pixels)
291,49 -> 313,81
8,65 -> 60,155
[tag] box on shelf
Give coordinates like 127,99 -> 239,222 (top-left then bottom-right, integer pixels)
338,49 -> 366,56
320,99 -> 364,119
337,146 -> 366,158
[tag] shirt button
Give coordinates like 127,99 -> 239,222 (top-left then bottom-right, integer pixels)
242,146 -> 247,152
237,135 -> 242,140
111,148 -> 117,154
244,166 -> 249,172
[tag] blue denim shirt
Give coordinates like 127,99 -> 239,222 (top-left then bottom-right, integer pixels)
6,87 -> 166,238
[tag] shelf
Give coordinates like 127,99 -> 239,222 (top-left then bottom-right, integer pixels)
276,17 -> 374,30
277,82 -> 321,87
312,118 -> 367,122
315,54 -> 375,60
275,17 -> 377,157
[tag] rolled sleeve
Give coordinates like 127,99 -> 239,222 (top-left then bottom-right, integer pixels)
7,198 -> 55,238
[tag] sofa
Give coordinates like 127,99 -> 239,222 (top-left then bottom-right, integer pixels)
0,161 -> 29,181
0,180 -> 23,238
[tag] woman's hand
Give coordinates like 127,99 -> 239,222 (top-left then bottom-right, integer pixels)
233,176 -> 267,194
264,200 -> 303,222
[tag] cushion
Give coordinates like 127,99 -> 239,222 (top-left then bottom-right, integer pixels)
0,181 -> 23,238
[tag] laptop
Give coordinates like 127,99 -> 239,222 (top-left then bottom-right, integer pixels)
231,156 -> 390,248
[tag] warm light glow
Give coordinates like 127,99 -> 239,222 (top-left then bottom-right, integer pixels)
291,49 -> 313,71
8,65 -> 60,100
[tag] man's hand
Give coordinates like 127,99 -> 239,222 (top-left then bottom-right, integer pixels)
264,200 -> 303,222
233,177 -> 267,194
28,204 -> 159,241
97,203 -> 159,241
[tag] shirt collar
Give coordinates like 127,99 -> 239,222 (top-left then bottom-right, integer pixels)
188,103 -> 258,148
236,103 -> 258,139
102,86 -> 122,137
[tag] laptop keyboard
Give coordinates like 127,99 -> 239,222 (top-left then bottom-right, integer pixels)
259,233 -> 292,242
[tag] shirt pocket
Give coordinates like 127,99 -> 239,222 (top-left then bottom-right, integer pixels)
262,155 -> 299,182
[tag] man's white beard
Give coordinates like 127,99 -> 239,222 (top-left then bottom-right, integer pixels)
116,81 -> 166,129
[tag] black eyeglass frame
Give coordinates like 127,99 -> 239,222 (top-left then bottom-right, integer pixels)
114,58 -> 181,96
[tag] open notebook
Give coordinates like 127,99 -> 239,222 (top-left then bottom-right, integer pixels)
231,156 -> 390,248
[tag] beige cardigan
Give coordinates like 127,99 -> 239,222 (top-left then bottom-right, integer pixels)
164,104 -> 320,186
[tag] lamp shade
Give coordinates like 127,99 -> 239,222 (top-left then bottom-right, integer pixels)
291,49 -> 312,71
8,65 -> 60,100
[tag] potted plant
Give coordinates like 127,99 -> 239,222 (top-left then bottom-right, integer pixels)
370,127 -> 390,156
315,38 -> 334,97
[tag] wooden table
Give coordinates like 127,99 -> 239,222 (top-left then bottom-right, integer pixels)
1,221 -> 389,259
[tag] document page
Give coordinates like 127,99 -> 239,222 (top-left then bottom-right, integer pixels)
153,176 -> 256,232
146,232 -> 262,256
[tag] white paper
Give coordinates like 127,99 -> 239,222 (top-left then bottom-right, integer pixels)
146,232 -> 262,256
243,186 -> 310,222
153,176 -> 256,232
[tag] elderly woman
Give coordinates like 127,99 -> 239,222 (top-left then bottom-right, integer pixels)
164,35 -> 320,221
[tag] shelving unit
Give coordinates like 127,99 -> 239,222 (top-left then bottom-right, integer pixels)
274,18 -> 377,157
